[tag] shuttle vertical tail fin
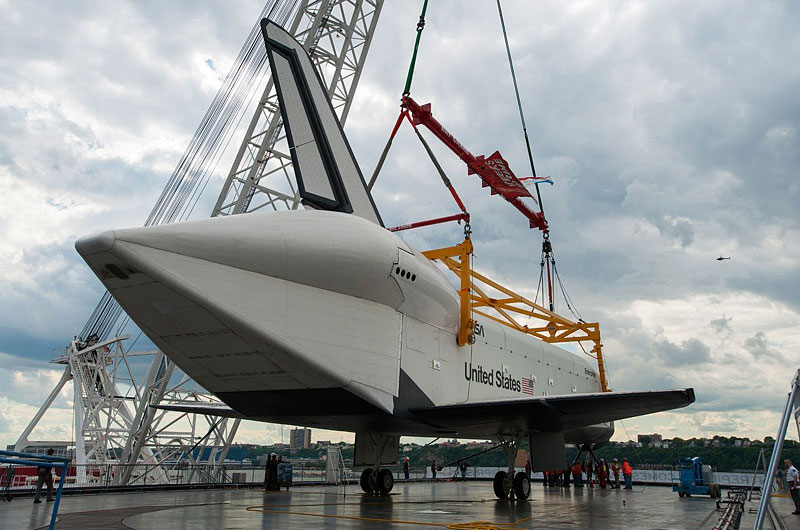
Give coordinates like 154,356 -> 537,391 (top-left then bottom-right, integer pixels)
261,19 -> 383,226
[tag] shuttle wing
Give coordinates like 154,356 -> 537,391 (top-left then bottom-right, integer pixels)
410,388 -> 694,435
261,19 -> 383,226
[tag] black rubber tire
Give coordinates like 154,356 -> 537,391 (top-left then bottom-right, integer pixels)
678,491 -> 685,498
377,469 -> 394,495
493,471 -> 510,499
513,472 -> 531,500
360,468 -> 373,493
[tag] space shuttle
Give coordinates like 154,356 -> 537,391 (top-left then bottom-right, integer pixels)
75,20 -> 694,499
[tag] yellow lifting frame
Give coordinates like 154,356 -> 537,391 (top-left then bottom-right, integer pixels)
423,236 -> 610,392
422,237 -> 476,348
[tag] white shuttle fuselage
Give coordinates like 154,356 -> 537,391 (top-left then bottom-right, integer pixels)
76,210 -> 605,442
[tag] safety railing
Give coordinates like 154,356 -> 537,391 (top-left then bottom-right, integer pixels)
1,450 -> 71,530
0,462 -> 335,493
1,462 -> 772,495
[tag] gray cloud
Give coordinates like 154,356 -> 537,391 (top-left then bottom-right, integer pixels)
653,337 -> 712,365
0,353 -> 71,408
743,332 -> 784,362
710,315 -> 732,333
608,322 -> 712,367
0,1 -> 798,442
689,413 -> 741,434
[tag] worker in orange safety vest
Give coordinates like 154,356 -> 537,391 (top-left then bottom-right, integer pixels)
622,458 -> 633,489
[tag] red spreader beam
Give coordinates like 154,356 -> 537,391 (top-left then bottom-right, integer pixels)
402,96 -> 547,232
388,212 -> 470,233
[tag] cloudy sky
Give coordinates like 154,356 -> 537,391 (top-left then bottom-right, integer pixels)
1,0 -> 798,449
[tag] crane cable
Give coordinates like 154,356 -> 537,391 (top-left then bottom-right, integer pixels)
403,0 -> 429,96
371,0 -> 470,226
368,0 -> 428,191
495,0 -> 545,218
495,0 -> 588,320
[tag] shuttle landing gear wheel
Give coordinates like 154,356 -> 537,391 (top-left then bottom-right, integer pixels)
377,469 -> 394,495
493,471 -> 511,499
360,468 -> 394,495
513,472 -> 531,500
360,433 -> 398,495
495,432 -> 526,500
360,468 -> 373,493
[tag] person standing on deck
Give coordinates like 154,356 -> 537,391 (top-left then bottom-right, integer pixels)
403,457 -> 410,480
622,458 -> 633,490
584,458 -> 594,488
598,459 -> 608,489
571,461 -> 583,488
611,458 -> 621,489
786,459 -> 800,515
264,453 -> 272,490
273,454 -> 280,490
33,449 -> 55,504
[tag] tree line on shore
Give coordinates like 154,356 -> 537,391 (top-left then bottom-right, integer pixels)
250,438 -> 800,473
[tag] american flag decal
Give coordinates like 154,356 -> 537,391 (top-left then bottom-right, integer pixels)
521,377 -> 534,395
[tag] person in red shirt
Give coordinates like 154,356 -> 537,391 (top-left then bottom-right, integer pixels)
597,459 -> 608,489
571,461 -> 583,488
622,458 -> 633,489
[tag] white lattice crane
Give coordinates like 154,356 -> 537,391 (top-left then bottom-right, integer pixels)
16,0 -> 385,484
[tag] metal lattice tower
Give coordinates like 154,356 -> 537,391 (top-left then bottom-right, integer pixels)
18,0 -> 384,481
213,0 -> 383,216
16,336 -> 240,486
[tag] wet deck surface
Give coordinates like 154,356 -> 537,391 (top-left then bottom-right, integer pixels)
2,481 -> 798,529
